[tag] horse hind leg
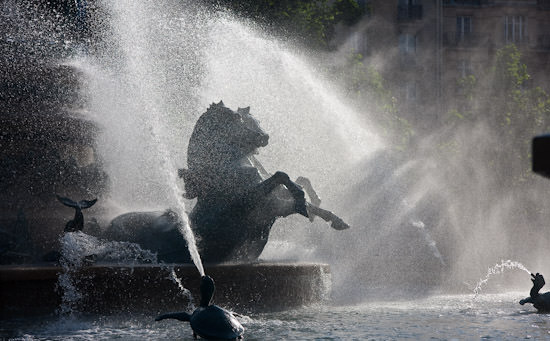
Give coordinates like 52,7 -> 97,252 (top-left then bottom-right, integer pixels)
295,176 -> 321,222
245,171 -> 308,218
306,204 -> 350,230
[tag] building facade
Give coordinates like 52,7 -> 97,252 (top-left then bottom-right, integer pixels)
340,0 -> 550,129
442,0 -> 550,105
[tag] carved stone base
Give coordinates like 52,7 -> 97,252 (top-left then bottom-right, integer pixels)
0,262 -> 331,318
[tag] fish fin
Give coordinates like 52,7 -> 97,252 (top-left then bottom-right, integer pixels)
56,195 -> 78,208
78,198 -> 97,209
155,311 -> 191,322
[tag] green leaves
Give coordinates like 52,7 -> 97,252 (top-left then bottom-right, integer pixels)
219,0 -> 365,50
493,44 -> 530,92
448,44 -> 550,186
335,51 -> 413,151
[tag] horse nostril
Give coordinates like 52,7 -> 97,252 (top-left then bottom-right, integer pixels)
261,134 -> 269,146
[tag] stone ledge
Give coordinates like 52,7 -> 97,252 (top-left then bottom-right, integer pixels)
0,262 -> 331,317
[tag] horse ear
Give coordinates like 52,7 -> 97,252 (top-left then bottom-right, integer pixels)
237,107 -> 250,115
217,100 -> 225,107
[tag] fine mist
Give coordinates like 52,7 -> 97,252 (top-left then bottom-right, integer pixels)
10,0 -> 550,301
78,0 -> 550,299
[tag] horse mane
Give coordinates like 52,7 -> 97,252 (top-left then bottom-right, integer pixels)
184,101 -> 238,198
187,101 -> 234,164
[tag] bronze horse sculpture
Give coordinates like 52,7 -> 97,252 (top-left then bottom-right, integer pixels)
103,101 -> 349,263
179,101 -> 349,263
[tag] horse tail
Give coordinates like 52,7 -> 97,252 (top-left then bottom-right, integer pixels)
178,168 -> 199,199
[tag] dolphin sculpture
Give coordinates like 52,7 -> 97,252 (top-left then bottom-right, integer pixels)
156,275 -> 244,340
56,195 -> 97,232
520,272 -> 550,312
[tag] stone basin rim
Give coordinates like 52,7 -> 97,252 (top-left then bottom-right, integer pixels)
0,261 -> 331,281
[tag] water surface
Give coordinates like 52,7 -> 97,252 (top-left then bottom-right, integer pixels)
3,293 -> 549,340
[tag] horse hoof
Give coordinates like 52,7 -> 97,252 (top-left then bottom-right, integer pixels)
330,217 -> 350,230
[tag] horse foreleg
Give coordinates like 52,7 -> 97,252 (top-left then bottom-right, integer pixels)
274,172 -> 308,217
245,171 -> 308,218
306,204 -> 350,230
258,188 -> 295,218
292,177 -> 350,230
268,175 -> 349,229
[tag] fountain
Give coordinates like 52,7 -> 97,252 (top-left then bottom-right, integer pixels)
0,0 -> 352,317
4,0 -> 550,338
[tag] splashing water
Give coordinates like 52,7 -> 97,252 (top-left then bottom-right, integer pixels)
412,220 -> 445,266
76,0 -> 208,276
57,261 -> 83,316
57,231 -> 198,316
174,198 -> 205,277
169,268 -> 195,311
56,231 -> 158,315
473,260 -> 531,299
60,231 -> 158,264
147,114 -> 205,277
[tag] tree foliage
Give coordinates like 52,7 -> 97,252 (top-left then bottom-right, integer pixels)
450,44 -> 550,185
213,0 -> 365,49
336,52 -> 414,151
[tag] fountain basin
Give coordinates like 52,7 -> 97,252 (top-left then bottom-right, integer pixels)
0,262 -> 330,318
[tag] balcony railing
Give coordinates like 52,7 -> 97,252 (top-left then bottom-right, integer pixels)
505,37 -> 531,46
443,32 -> 485,47
397,5 -> 423,21
443,0 -> 483,6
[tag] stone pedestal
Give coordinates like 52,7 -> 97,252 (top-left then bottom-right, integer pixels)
0,262 -> 331,317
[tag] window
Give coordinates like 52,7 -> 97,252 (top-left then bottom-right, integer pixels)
446,0 -> 481,4
399,0 -> 421,5
399,34 -> 417,54
458,59 -> 472,78
505,16 -> 527,43
456,16 -> 472,41
398,0 -> 423,20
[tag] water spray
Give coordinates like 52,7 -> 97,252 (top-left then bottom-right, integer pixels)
472,259 -> 531,299
168,267 -> 196,311
147,119 -> 205,277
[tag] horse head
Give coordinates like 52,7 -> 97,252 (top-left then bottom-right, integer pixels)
234,105 -> 269,151
219,101 -> 269,154
191,101 -> 268,158
185,101 -> 269,198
